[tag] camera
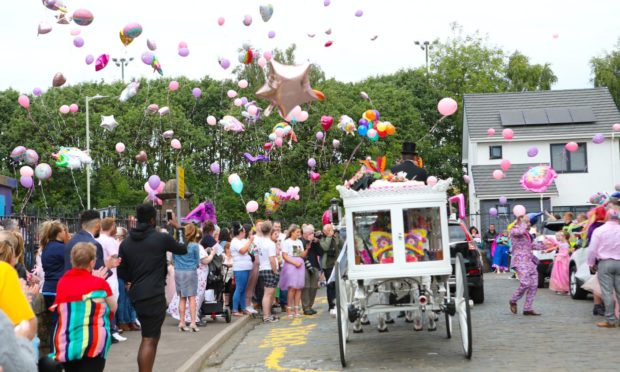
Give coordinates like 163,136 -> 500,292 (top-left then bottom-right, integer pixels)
166,209 -> 173,221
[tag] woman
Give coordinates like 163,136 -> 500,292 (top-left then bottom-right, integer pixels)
114,227 -> 139,332
258,221 -> 279,323
230,222 -> 255,316
493,231 -> 511,273
222,243 -> 233,308
245,222 -> 261,314
173,224 -> 201,332
508,215 -> 548,316
469,226 -> 482,249
39,220 -> 69,351
50,242 -> 117,372
271,229 -> 284,309
219,227 -> 231,250
279,225 -> 307,319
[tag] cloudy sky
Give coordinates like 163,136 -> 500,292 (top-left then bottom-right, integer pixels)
3,0 -> 619,94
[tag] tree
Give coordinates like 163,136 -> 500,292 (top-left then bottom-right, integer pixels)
591,39 -> 620,107
506,51 -> 558,91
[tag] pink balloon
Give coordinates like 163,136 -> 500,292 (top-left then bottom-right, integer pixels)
59,105 -> 70,114
227,90 -> 237,98
437,97 -> 458,116
217,17 -> 225,26
238,80 -> 248,89
487,128 -> 495,136
513,205 -> 526,217
20,166 -> 34,177
247,105 -> 258,116
565,142 -> 578,152
274,137 -> 283,147
493,169 -> 504,180
275,128 -> 285,137
426,176 -> 438,186
332,139 -> 340,148
263,50 -> 272,60
257,57 -> 267,68
207,115 -> 217,125
70,28 -> 81,36
233,98 -> 242,107
316,132 -> 324,141
500,159 -> 511,171
310,171 -> 321,182
69,103 -> 78,113
169,81 -> 179,91
115,142 -> 125,153
18,95 -> 30,110
613,123 -> 620,132
502,128 -> 514,140
463,175 -> 471,184
147,103 -> 159,113
243,15 -> 252,26
171,139 -> 181,149
297,111 -> 309,122
246,200 -> 259,213
178,41 -> 188,49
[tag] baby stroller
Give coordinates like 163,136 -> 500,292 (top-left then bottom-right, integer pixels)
200,253 -> 232,323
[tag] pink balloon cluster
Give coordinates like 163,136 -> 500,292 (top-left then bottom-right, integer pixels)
144,179 -> 165,205
285,106 -> 309,123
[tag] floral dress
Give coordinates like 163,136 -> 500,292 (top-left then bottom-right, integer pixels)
168,246 -> 209,322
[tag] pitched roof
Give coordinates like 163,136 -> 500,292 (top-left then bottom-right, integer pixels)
464,88 -> 620,141
470,163 -> 558,199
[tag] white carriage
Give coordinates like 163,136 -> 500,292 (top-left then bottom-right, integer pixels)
333,180 -> 472,367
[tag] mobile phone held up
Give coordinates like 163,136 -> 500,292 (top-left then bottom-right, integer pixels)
166,209 -> 173,221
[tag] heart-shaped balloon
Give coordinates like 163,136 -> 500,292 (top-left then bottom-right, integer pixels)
263,142 -> 273,151
321,115 -> 334,131
310,171 -> 320,182
135,150 -> 147,162
259,4 -> 274,22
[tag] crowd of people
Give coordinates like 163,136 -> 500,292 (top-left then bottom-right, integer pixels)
0,203 -> 344,372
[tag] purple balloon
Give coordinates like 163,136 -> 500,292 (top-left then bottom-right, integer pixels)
20,175 -> 33,189
527,146 -> 538,157
32,87 -> 42,97
178,47 -> 190,57
141,52 -> 154,65
308,158 -> 316,168
268,31 -> 276,39
316,131 -> 324,141
85,54 -> 94,65
147,175 -> 161,190
240,97 -> 248,105
192,87 -> 202,98
592,133 -> 605,144
210,162 -> 220,174
489,207 -> 498,217
499,196 -> 507,205
324,0 -> 331,6
73,36 -> 84,48
358,118 -> 368,127
355,10 -> 364,17
219,58 -> 231,70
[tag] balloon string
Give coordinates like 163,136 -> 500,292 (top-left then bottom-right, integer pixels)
39,182 -> 49,217
342,139 -> 364,179
238,194 -> 254,225
19,186 -> 34,215
70,170 -> 85,210
133,79 -> 152,147
417,116 -> 446,142
318,132 -> 326,168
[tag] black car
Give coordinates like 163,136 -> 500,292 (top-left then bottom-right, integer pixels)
449,220 -> 484,304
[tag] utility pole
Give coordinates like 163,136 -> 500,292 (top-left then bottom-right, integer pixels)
414,40 -> 437,73
112,57 -> 134,82
85,95 -> 109,210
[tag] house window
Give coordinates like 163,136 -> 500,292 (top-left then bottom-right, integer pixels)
489,146 -> 502,160
550,143 -> 587,173
497,205 -> 509,215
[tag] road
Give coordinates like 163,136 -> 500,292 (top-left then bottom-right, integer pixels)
209,274 -> 617,371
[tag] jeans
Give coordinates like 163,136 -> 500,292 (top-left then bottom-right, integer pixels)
43,294 -> 58,353
598,259 -> 620,324
324,268 -> 336,310
280,289 -> 288,307
116,278 -> 137,324
233,270 -> 250,312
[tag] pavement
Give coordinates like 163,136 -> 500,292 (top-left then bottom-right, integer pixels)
211,275 -> 620,372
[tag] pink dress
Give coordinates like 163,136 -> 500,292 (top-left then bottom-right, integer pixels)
549,242 -> 570,292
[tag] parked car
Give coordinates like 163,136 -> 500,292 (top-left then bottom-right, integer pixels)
533,221 -> 564,288
448,220 -> 485,304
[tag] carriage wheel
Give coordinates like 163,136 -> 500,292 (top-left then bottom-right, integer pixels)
444,282 -> 452,339
336,265 -> 348,367
454,252 -> 473,359
224,307 -> 231,323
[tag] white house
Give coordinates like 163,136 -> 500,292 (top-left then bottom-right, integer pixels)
462,88 -> 620,231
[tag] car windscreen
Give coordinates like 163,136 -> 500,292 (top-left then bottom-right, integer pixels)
449,224 -> 467,243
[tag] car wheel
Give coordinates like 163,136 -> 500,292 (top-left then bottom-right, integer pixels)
569,264 -> 588,300
469,282 -> 484,304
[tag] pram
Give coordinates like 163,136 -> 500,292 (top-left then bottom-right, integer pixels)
200,253 -> 232,323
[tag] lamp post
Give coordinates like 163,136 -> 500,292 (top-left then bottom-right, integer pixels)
414,40 -> 437,73
112,57 -> 134,82
85,95 -> 109,210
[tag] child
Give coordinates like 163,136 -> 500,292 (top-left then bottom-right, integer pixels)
547,231 -> 570,294
492,231 -> 510,273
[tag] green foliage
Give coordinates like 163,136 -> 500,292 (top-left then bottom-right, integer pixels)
591,39 -> 620,108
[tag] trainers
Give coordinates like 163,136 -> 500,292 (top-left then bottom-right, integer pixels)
246,306 -> 258,314
263,316 -> 280,323
330,308 -> 337,318
112,332 -> 127,342
593,304 -> 606,316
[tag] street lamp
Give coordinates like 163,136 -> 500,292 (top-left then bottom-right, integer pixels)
414,40 -> 437,73
85,94 -> 109,210
112,57 -> 134,82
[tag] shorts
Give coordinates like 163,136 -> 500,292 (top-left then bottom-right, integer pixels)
133,295 -> 167,338
260,270 -> 280,289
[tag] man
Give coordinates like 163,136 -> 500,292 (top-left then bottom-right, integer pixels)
587,196 -> 620,328
482,224 -> 497,268
390,142 -> 428,183
301,225 -> 323,315
64,210 -> 109,273
273,221 -> 286,242
320,224 -> 344,317
118,204 -> 187,372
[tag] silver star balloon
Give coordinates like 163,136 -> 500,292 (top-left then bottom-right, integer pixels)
255,61 -> 318,117
100,115 -> 118,132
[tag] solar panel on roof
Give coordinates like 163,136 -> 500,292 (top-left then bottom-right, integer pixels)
500,110 -> 525,126
569,107 -> 596,123
523,109 -> 549,125
545,108 -> 572,124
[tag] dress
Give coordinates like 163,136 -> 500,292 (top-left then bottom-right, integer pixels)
509,222 -> 544,311
278,238 -> 305,290
492,236 -> 511,271
549,242 -> 570,292
168,246 -> 209,322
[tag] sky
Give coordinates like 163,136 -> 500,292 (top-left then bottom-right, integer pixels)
2,0 -> 619,94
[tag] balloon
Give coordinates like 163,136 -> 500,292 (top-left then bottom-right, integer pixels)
308,158 -> 316,168
162,130 -> 174,139
565,142 -> 578,152
273,128 -> 284,138
339,115 -> 356,135
386,122 -> 396,135
178,41 -> 188,49
158,107 -> 170,116
238,48 -> 254,64
325,28 -> 332,35
231,179 -> 244,194
310,171 -> 321,182
448,194 -> 465,219
123,23 -> 143,38
210,162 -> 220,174
493,169 -> 504,180
20,176 -> 33,189
255,61 -> 318,117
10,146 -> 27,162
246,200 -> 259,213
613,123 -> 620,132
513,205 -> 526,217
234,98 -> 243,107
243,15 -> 252,26
148,175 -> 161,190
20,166 -> 34,177
34,163 -> 52,180
427,176 -> 438,186
218,17 -> 225,26
33,88 -> 42,97
38,22 -> 52,35
119,30 -> 133,46
268,31 -> 276,39
192,87 -> 202,98
135,150 -> 147,162
355,10 -> 363,17
72,9 -> 94,26
502,128 -> 514,140
358,125 -> 368,136
437,97 -> 458,116
321,115 -> 334,131
238,80 -> 249,89
489,207 -> 498,216
324,41 -> 333,47
520,165 -> 557,193
463,175 -> 470,184
324,0 -> 331,5
500,159 -> 511,171
52,72 -> 66,87
247,105 -> 258,116
263,50 -> 273,60
332,139 -> 340,148
228,173 -> 241,185
259,4 -> 274,22
18,95 -> 30,110
115,143 -> 125,153
178,48 -> 190,57
220,116 -> 245,132
207,115 -> 217,125
297,111 -> 309,122
227,90 -> 237,98
264,142 -> 273,151
70,28 -> 81,36
593,133 -> 605,144
73,36 -> 84,48
119,81 -> 140,102
95,54 -> 109,72
59,105 -> 70,114
257,57 -> 267,68
219,58 -> 231,70
147,39 -> 157,51
316,132 -> 324,141
100,115 -> 118,131
363,109 -> 377,121
487,128 -> 495,136
269,133 -> 278,141
367,128 -> 378,139
52,147 -> 91,169
527,146 -> 538,157
85,54 -> 94,65
171,139 -> 182,149
147,104 -> 159,113
274,137 -> 283,147
169,81 -> 179,91
499,196 -> 508,205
